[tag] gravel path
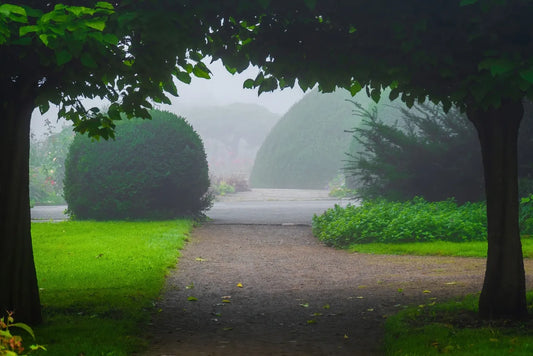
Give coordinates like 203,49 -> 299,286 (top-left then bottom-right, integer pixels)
140,223 -> 533,355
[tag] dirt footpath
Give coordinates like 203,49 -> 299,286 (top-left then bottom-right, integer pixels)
141,224 -> 533,355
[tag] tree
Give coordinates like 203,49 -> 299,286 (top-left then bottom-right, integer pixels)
0,1 -> 218,324
345,102 -> 486,202
2,0 -> 533,323
206,0 -> 533,320
346,101 -> 533,203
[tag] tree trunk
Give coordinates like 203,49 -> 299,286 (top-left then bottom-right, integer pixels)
0,86 -> 42,325
467,100 -> 527,320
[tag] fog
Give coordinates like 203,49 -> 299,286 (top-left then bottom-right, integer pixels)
30,59 -> 305,138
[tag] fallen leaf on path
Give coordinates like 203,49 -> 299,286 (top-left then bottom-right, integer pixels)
195,257 -> 207,262
445,281 -> 457,285
222,299 -> 231,303
323,304 -> 330,309
237,283 -> 243,288
300,303 -> 309,308
187,296 -> 198,301
344,334 -> 349,339
423,290 -> 431,294
307,319 -> 317,324
186,282 -> 194,289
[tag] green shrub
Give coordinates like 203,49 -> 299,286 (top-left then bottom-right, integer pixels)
312,198 -> 487,247
64,110 -> 211,220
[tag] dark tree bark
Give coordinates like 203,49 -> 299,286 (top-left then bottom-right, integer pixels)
467,100 -> 527,320
0,82 -> 42,325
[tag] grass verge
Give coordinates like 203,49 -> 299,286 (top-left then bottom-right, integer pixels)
348,236 -> 533,258
385,293 -> 533,355
31,220 -> 192,355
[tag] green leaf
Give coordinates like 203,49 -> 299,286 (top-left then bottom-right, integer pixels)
0,4 -> 27,23
39,101 -> 50,115
243,78 -> 255,89
39,34 -> 49,46
225,65 -> 237,75
163,80 -> 178,96
192,63 -> 211,79
258,76 -> 278,94
189,51 -> 203,62
187,296 -> 198,301
10,322 -> 36,339
68,6 -> 95,17
96,2 -> 114,10
19,25 -> 38,36
56,50 -> 72,66
389,88 -> 400,101
370,88 -> 381,103
176,71 -> 191,84
85,19 -> 106,31
107,103 -> 121,121
349,81 -> 362,96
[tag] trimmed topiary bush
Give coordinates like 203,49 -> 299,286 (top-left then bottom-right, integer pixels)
64,110 -> 211,220
249,88 -> 359,189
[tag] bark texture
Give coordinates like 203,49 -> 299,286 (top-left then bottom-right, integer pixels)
0,85 -> 42,325
467,100 -> 527,319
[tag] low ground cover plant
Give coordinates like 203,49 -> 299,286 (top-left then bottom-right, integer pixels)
312,198 -> 487,247
31,220 -> 191,355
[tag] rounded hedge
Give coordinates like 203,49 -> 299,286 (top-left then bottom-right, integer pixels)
64,110 -> 211,220
249,89 -> 367,189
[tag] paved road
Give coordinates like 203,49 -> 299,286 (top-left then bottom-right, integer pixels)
30,189 -> 354,224
31,205 -> 68,221
208,200 -> 347,225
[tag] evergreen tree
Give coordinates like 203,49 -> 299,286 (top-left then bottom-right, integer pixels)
346,101 -> 533,203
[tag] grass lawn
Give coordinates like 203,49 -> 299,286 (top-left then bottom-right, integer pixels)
30,220 -> 192,355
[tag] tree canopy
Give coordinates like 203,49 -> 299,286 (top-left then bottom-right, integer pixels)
2,0 -> 533,323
